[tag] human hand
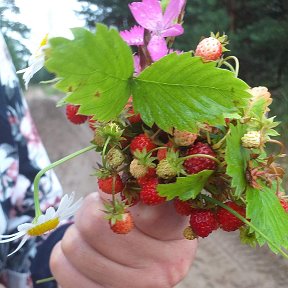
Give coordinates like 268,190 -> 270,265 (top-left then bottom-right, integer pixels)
50,193 -> 197,288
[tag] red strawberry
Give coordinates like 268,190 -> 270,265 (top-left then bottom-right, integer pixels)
128,107 -> 141,124
137,168 -> 157,186
174,198 -> 192,216
98,174 -> 124,194
189,209 -> 218,238
280,199 -> 288,213
184,142 -> 217,174
216,201 -> 246,232
66,104 -> 88,124
195,37 -> 222,61
130,133 -> 157,155
110,212 -> 134,234
140,178 -> 166,205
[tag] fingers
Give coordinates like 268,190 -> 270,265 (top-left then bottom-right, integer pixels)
75,194 -> 181,266
50,242 -> 101,288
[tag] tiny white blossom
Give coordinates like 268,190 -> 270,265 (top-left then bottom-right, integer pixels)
0,193 -> 82,256
17,34 -> 49,89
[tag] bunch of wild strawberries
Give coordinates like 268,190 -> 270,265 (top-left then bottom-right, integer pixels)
64,97 -> 255,240
63,34 -> 288,240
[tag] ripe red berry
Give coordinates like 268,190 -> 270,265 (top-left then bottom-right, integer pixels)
137,168 -> 157,186
174,198 -> 192,216
280,199 -> 288,213
130,134 -> 157,155
110,212 -> 134,234
66,104 -> 88,124
140,178 -> 166,205
195,37 -> 222,61
98,175 -> 124,194
128,107 -> 141,124
216,201 -> 246,232
189,209 -> 218,238
184,142 -> 217,174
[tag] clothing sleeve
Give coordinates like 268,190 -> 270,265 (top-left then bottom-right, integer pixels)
0,33 -> 62,287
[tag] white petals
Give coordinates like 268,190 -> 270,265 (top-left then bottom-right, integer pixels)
0,192 -> 82,256
8,235 -> 30,257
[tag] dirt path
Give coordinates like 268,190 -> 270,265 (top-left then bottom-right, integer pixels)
26,90 -> 288,288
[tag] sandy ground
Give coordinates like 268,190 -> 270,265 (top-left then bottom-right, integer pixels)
26,89 -> 288,288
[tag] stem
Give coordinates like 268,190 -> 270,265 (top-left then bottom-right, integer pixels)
147,146 -> 168,156
267,139 -> 286,157
102,136 -> 111,169
33,144 -> 96,218
212,129 -> 231,150
223,56 -> 240,77
36,277 -> 55,284
201,194 -> 288,258
222,61 -> 235,73
181,154 -> 221,165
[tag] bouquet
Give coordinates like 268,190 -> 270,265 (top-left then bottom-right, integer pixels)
6,0 -> 288,261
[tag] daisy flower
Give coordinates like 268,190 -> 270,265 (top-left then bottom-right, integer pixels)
17,34 -> 49,89
0,193 -> 82,256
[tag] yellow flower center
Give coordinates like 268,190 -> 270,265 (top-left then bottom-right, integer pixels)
27,218 -> 60,236
40,34 -> 49,48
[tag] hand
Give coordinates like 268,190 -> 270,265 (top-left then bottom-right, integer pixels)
50,193 -> 197,288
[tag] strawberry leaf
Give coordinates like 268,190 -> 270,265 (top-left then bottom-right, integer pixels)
45,24 -> 134,121
132,54 -> 250,132
225,123 -> 249,198
246,184 -> 288,252
157,170 -> 214,201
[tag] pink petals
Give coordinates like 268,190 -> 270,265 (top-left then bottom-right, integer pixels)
125,0 -> 185,62
120,26 -> 144,46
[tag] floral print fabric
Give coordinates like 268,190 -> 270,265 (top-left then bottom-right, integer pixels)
0,33 -> 62,280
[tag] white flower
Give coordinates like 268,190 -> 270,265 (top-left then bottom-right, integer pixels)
0,193 -> 82,256
17,34 -> 49,89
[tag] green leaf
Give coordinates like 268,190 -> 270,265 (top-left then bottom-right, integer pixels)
225,123 -> 249,198
132,54 -> 250,132
45,24 -> 134,121
157,170 -> 214,201
246,184 -> 288,252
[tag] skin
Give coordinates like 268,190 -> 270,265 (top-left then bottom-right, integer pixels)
50,193 -> 197,288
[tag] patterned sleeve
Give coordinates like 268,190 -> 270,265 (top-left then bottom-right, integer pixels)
0,33 -> 62,286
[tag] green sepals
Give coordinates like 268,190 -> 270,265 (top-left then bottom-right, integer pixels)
211,32 -> 229,52
156,150 -> 186,179
157,170 -> 214,201
99,122 -> 125,146
45,24 -> 134,121
103,199 -> 129,225
239,226 -> 257,248
132,54 -> 250,132
246,183 -> 288,252
133,149 -> 156,168
94,168 -> 111,179
225,123 -> 250,198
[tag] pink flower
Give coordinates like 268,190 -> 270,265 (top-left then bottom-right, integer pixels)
129,0 -> 185,61
120,25 -> 144,46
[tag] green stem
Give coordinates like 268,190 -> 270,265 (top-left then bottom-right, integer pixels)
201,194 -> 288,259
222,61 -> 235,73
102,136 -> 111,169
33,144 -> 96,218
212,129 -> 231,150
147,146 -> 168,156
36,277 -> 55,284
181,154 -> 221,165
223,56 -> 240,77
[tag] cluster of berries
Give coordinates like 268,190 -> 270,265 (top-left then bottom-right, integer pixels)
65,101 -> 247,238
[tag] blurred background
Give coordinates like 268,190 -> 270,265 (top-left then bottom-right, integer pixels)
1,0 -> 288,287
